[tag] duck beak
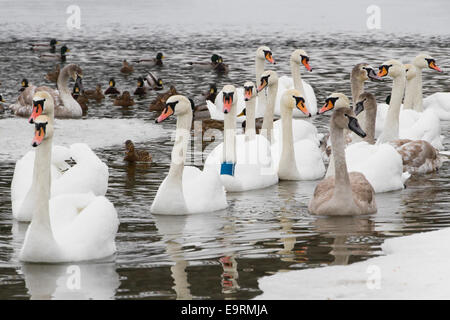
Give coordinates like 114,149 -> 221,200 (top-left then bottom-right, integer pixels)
295,97 -> 310,117
377,65 -> 389,77
318,99 -> 335,114
109,81 -> 114,87
429,60 -> 443,72
29,100 -> 44,124
31,126 -> 46,147
155,105 -> 174,123
302,57 -> 312,72
265,52 -> 275,64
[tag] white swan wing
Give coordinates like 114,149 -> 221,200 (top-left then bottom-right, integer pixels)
423,92 -> 450,120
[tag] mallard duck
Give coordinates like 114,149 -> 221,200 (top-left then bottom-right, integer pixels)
133,77 -> 147,96
84,84 -> 105,102
124,140 -> 152,163
19,78 -> 29,92
30,39 -> 59,53
203,83 -> 217,103
187,54 -> 229,73
71,77 -> 88,115
104,78 -> 120,95
120,60 -> 134,74
144,72 -> 163,91
39,45 -> 69,62
45,64 -> 60,83
114,91 -> 135,107
135,52 -> 165,66
149,86 -> 177,112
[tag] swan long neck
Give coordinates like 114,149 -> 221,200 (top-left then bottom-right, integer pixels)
278,106 -> 298,179
255,58 -> 265,85
223,103 -> 236,163
291,60 -> 305,96
350,76 -> 365,136
261,82 -> 278,142
167,111 -> 192,183
364,105 -> 377,144
378,73 -> 406,143
413,67 -> 423,112
31,137 -> 53,228
330,122 -> 352,198
57,69 -> 82,116
403,75 -> 417,110
244,98 -> 256,139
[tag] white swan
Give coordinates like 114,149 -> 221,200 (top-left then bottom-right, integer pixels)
210,46 -> 275,122
309,94 -> 377,216
11,92 -> 109,222
240,81 -> 257,140
275,49 -> 317,117
325,93 -> 409,192
258,70 -> 322,151
377,60 -> 442,174
9,64 -> 84,118
374,58 -> 443,150
151,95 -> 227,214
273,89 -> 325,180
20,92 -> 118,263
205,85 -> 278,192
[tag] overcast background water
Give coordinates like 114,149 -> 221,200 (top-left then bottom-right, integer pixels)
0,0 -> 449,299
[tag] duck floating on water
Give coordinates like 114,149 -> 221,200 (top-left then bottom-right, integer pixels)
120,60 -> 134,74
104,78 -> 120,95
30,39 -> 59,53
39,45 -> 70,62
134,52 -> 165,66
113,91 -> 135,107
124,140 -> 152,163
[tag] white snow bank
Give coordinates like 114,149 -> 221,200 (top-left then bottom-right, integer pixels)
256,227 -> 450,299
0,118 -> 165,161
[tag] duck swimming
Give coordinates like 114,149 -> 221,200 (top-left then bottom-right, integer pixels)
71,81 -> 88,115
40,45 -> 69,62
187,54 -> 228,73
30,39 -> 59,53
135,52 -> 165,66
133,77 -> 147,96
124,140 -> 152,163
104,78 -> 120,95
113,91 -> 135,107
120,60 -> 134,74
149,86 -> 178,112
84,84 -> 105,102
19,78 -> 29,92
144,72 -> 164,91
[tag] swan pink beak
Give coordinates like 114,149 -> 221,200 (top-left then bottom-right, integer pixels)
429,61 -> 443,72
29,102 -> 43,124
155,106 -> 173,123
223,97 -> 232,113
31,127 -> 45,147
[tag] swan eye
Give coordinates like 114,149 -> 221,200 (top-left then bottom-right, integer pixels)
166,101 -> 179,110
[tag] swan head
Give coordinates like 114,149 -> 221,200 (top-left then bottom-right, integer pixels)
413,53 -> 442,72
29,91 -> 54,124
155,95 -> 194,123
243,81 -> 256,101
256,46 -> 275,64
355,92 -> 377,116
257,70 -> 278,92
31,115 -> 53,147
318,92 -> 350,115
404,64 -> 417,80
332,106 -> 366,138
281,89 -> 310,117
64,64 -> 83,81
221,85 -> 236,114
291,49 -> 312,72
352,63 -> 382,82
377,60 -> 405,79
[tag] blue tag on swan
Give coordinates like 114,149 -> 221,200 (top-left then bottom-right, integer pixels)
220,162 -> 236,176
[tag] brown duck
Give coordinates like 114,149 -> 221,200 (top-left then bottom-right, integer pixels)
84,84 -> 105,102
114,91 -> 135,107
120,60 -> 134,74
149,85 -> 177,112
45,64 -> 60,83
124,140 -> 152,163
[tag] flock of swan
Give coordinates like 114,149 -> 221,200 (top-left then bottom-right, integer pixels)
7,45 -> 449,264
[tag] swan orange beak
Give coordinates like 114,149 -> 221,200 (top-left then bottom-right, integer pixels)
257,78 -> 268,92
31,125 -> 46,147
302,57 -> 312,72
155,105 -> 174,123
29,100 -> 44,124
377,65 -> 389,77
428,60 -> 442,72
318,99 -> 335,114
265,52 -> 275,64
223,96 -> 233,113
244,87 -> 253,101
295,97 -> 310,117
